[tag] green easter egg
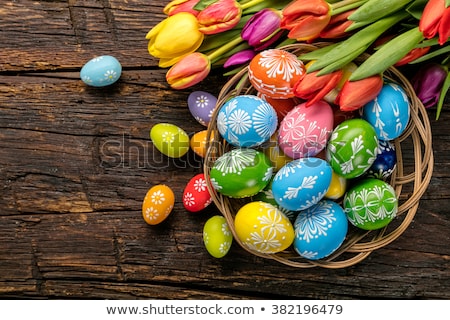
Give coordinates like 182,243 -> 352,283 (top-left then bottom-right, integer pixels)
150,123 -> 190,158
203,215 -> 233,258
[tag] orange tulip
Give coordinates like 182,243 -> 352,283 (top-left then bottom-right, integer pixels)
166,52 -> 211,89
163,0 -> 200,16
197,0 -> 242,35
335,75 -> 383,112
419,0 -> 450,45
280,0 -> 331,41
319,9 -> 355,39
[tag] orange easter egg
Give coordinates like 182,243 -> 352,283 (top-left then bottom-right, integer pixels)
142,185 -> 175,225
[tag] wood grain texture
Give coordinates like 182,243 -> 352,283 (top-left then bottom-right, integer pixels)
0,0 -> 449,299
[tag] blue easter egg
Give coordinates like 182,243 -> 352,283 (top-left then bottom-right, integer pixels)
217,95 -> 278,148
366,140 -> 397,180
294,200 -> 348,260
188,91 -> 217,127
80,55 -> 122,87
362,82 -> 410,141
272,158 -> 332,211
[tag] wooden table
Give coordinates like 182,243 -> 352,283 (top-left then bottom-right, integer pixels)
0,0 -> 449,299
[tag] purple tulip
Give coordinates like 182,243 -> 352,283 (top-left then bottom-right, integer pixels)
412,63 -> 448,109
241,8 -> 282,50
223,49 -> 256,68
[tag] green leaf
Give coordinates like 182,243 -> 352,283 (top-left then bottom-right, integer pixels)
349,27 -> 424,81
436,69 -> 450,120
193,0 -> 220,11
297,43 -> 340,61
349,0 -> 413,24
406,0 -> 428,19
410,45 -> 450,64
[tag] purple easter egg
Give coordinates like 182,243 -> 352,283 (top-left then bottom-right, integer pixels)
188,91 -> 217,127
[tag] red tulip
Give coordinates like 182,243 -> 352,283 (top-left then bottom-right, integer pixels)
335,75 -> 383,112
319,9 -> 356,39
293,69 -> 343,107
166,52 -> 211,89
197,0 -> 242,35
394,46 -> 431,66
280,0 -> 331,41
419,0 -> 450,45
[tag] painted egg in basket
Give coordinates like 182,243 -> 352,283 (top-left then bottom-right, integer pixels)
188,91 -> 217,127
272,158 -> 332,211
294,200 -> 348,260
248,49 -> 305,99
362,82 -> 410,141
365,140 -> 397,180
209,148 -> 273,198
183,173 -> 212,213
343,178 -> 398,230
234,201 -> 295,254
278,100 -> 334,159
217,95 -> 278,148
326,119 -> 379,179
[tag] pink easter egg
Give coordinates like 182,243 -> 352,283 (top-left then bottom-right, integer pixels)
278,100 -> 334,159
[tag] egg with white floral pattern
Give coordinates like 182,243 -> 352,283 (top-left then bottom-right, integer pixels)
142,185 -> 175,225
80,55 -> 121,87
272,158 -> 332,211
294,200 -> 348,260
362,82 -> 410,141
234,201 -> 295,254
210,148 -> 273,198
183,173 -> 212,212
248,49 -> 305,99
217,95 -> 277,148
150,123 -> 190,158
203,215 -> 233,258
188,91 -> 217,126
365,140 -> 397,180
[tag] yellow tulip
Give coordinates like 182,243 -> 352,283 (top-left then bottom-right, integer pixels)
146,12 -> 204,67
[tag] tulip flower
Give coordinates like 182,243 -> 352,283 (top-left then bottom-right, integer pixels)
419,0 -> 450,45
335,75 -> 383,112
242,8 -> 283,50
394,47 -> 431,66
319,9 -> 356,39
196,0 -> 242,35
280,0 -> 331,41
166,52 -> 211,89
223,49 -> 256,68
293,66 -> 343,107
412,63 -> 448,109
163,0 -> 200,16
146,12 -> 204,67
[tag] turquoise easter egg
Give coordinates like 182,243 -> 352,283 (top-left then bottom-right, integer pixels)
80,55 -> 122,87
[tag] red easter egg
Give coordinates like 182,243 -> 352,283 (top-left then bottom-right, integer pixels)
248,49 -> 305,99
183,173 -> 213,212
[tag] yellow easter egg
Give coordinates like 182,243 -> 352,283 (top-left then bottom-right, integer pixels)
234,201 -> 294,254
263,132 -> 292,172
325,171 -> 347,200
142,185 -> 175,225
150,123 -> 190,158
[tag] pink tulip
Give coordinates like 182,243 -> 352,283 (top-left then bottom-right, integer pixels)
335,75 -> 383,112
197,0 -> 242,35
166,52 -> 211,89
163,0 -> 200,16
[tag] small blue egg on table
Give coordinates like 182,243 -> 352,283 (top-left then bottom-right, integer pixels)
80,55 -> 122,87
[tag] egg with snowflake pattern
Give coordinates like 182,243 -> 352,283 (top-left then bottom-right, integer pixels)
234,201 -> 295,254
294,200 -> 348,260
142,185 -> 175,225
365,140 -> 397,180
188,91 -> 217,126
217,95 -> 278,148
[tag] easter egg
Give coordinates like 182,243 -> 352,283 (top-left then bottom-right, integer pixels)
365,140 -> 397,180
190,130 -> 214,158
324,171 -> 347,200
234,201 -> 295,254
294,200 -> 348,260
326,119 -> 379,179
203,215 -> 233,258
183,173 -> 212,212
262,132 -> 292,172
80,55 -> 121,87
362,82 -> 410,141
343,178 -> 398,230
248,49 -> 305,99
150,123 -> 190,158
278,100 -> 334,159
142,185 -> 175,225
217,95 -> 277,148
272,158 -> 332,211
260,95 -> 297,122
188,91 -> 217,126
209,148 -> 273,198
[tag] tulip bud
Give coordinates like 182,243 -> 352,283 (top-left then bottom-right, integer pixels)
335,75 -> 383,112
242,9 -> 282,50
163,0 -> 200,16
166,52 -> 211,89
412,63 -> 448,108
319,9 -> 355,39
419,0 -> 450,45
197,0 -> 242,35
223,49 -> 256,68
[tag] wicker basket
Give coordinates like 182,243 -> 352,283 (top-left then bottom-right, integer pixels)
203,44 -> 434,268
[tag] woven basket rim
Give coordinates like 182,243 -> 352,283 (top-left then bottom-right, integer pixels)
203,43 -> 434,268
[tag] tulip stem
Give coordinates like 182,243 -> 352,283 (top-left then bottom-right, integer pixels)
207,36 -> 244,62
240,0 -> 265,10
331,0 -> 369,15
